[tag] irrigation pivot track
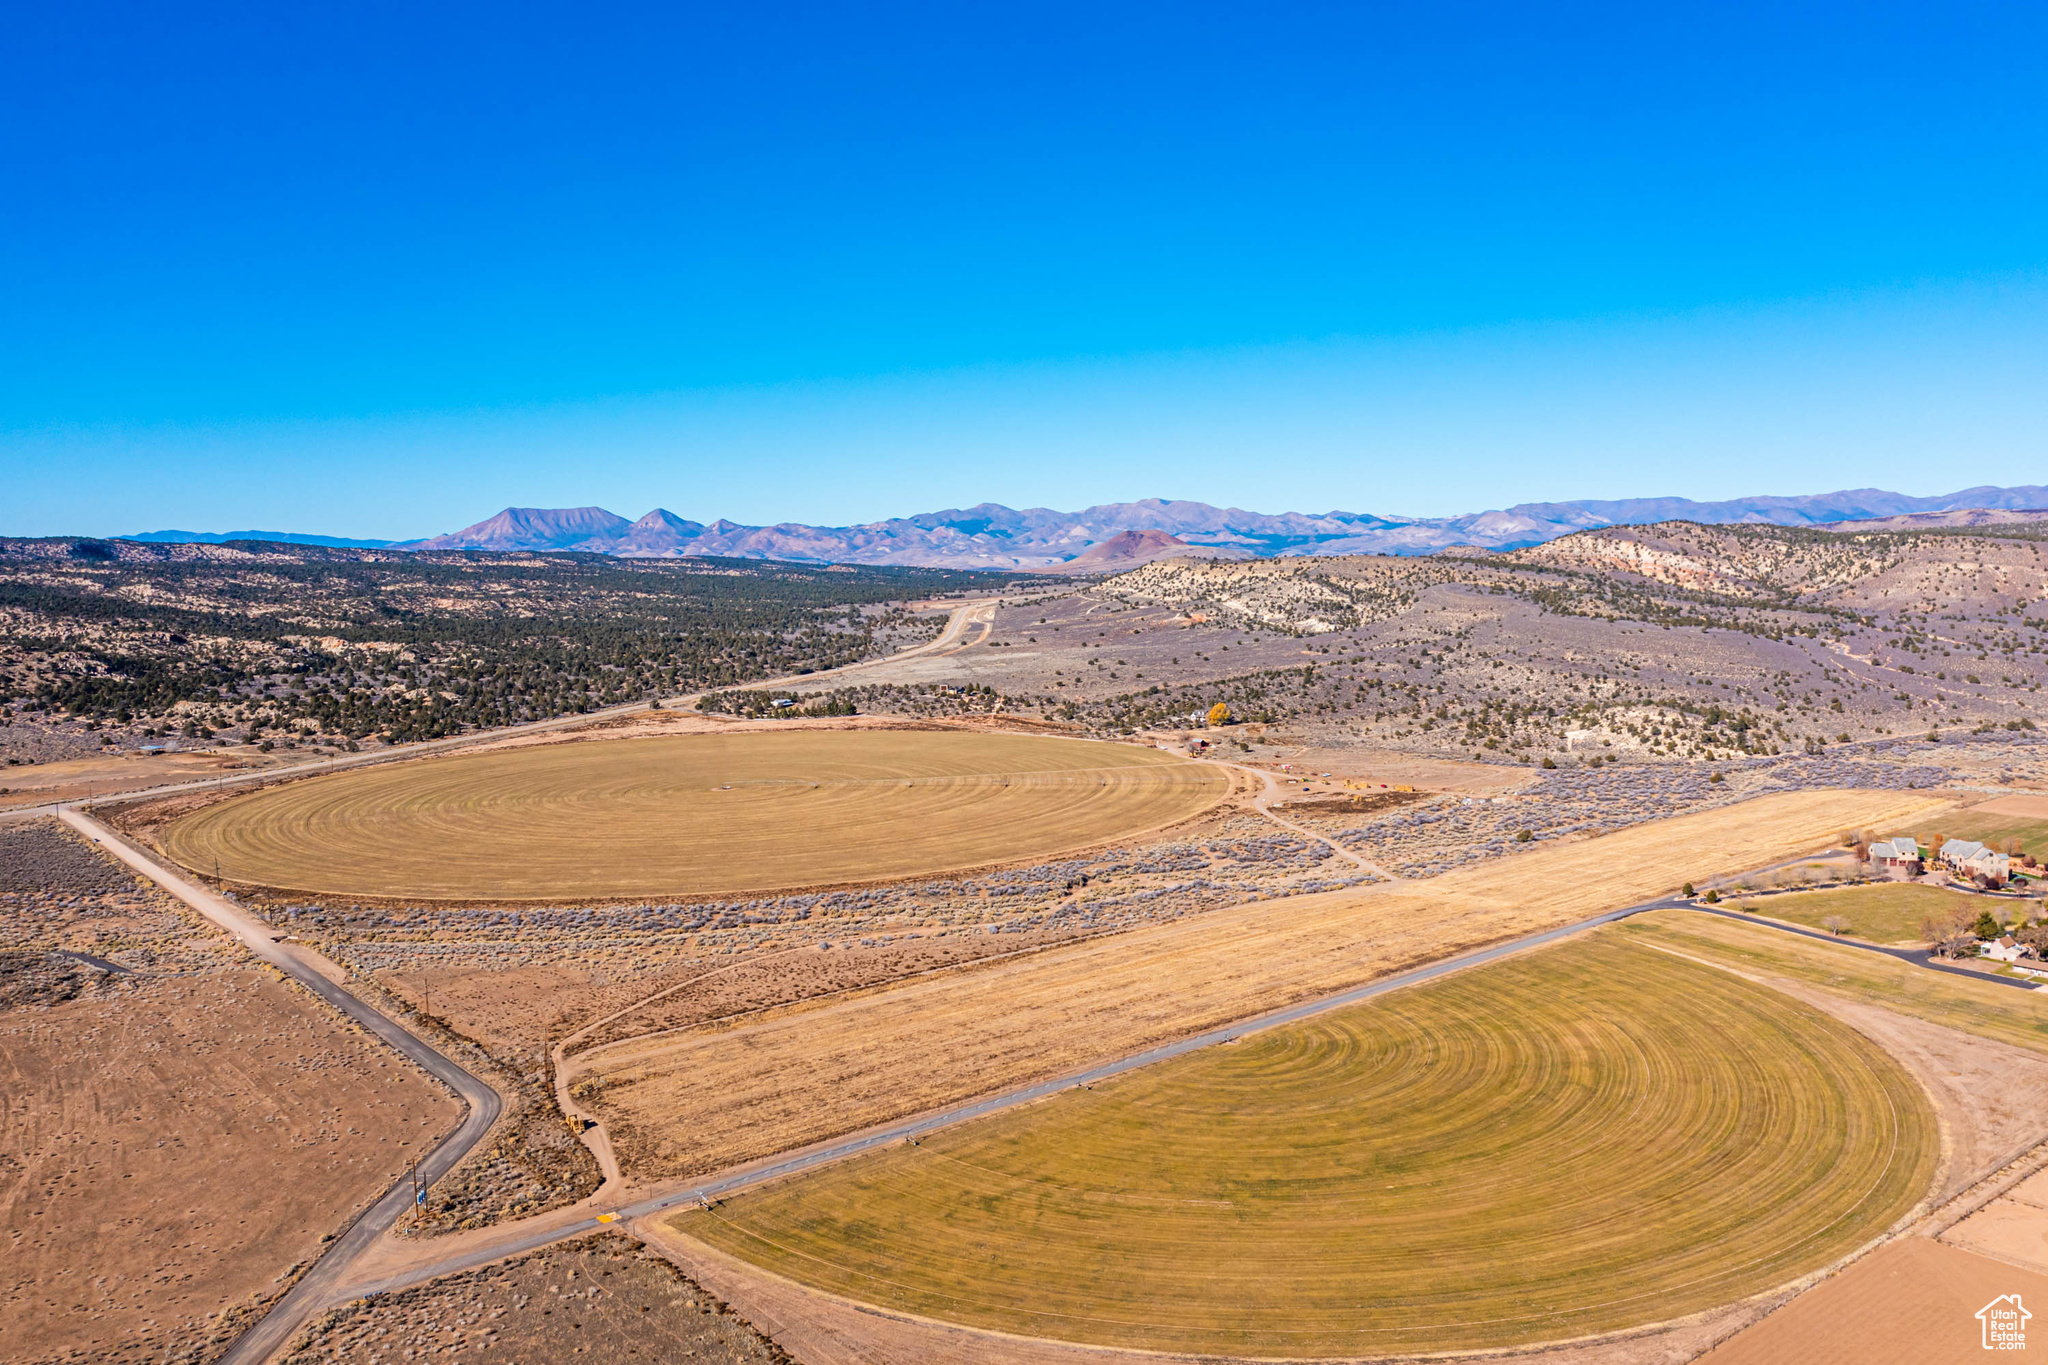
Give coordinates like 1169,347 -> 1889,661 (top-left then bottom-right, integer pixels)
315,889 -> 1705,1309
2,595 -> 1005,822
57,809 -> 504,1365
65,805 -> 2013,1357
159,730 -> 1226,902
312,882 -> 2025,1312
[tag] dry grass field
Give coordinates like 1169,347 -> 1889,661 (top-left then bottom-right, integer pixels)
1920,812 -> 2048,859
1698,1237 -> 2048,1365
579,787 -> 1943,1179
160,729 -> 1228,900
671,934 -> 1936,1356
3,971 -> 462,1365
1733,882 -> 1994,942
1,821 -> 462,1365
1618,910 -> 2048,1055
282,1233 -> 790,1365
1971,795 -> 2048,819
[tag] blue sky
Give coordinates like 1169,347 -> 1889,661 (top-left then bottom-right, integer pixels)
4,2 -> 2045,536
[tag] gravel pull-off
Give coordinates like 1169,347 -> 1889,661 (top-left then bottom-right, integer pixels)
282,1233 -> 793,1364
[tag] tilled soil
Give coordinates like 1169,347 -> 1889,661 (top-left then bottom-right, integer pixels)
281,1232 -> 792,1365
1697,1236 -> 2048,1365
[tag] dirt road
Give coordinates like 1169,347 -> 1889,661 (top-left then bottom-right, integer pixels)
833,597 -> 997,666
322,881 -> 2030,1337
299,889 -> 1700,1316
3,595 -> 1005,824
1217,757 -> 1404,880
549,946 -> 821,1195
56,809 -> 505,1365
149,826 -> 1997,1355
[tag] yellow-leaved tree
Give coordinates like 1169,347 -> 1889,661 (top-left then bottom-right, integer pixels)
1206,702 -> 1231,727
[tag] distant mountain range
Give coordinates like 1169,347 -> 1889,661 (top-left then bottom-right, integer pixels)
131,484 -> 2048,569
128,528 -> 397,548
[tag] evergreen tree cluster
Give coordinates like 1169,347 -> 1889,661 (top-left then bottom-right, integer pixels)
0,543 -> 999,746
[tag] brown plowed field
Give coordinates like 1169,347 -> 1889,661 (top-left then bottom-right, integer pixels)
1,818 -> 467,1364
160,730 -> 1228,901
578,787 -> 1945,1179
1699,1237 -> 2048,1364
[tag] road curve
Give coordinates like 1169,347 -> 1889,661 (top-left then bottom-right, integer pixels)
820,597 -> 998,669
1687,901 -> 2046,992
63,767 -> 2018,1353
549,945 -> 819,1197
233,873 -> 2040,1319
15,599 -> 1003,1359
317,890 -> 1698,1307
57,809 -> 505,1365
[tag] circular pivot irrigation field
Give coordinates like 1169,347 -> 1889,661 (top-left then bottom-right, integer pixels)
161,729 -> 1228,900
673,934 -> 1937,1357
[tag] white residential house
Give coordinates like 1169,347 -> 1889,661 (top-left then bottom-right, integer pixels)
1941,838 -> 1990,866
1967,849 -> 2014,884
1868,836 -> 1922,873
1941,839 -> 2012,885
1985,935 -> 2030,963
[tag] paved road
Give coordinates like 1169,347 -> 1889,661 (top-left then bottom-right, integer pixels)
321,891 -> 1699,1306
4,598 -> 1000,1361
39,598 -> 2011,1351
98,817 -> 2038,1351
58,809 -> 505,1365
319,886 -> 2048,1309
1689,901 -> 2046,992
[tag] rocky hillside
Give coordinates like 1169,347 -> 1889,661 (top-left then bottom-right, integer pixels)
973,520 -> 2048,765
1509,523 -> 1911,599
